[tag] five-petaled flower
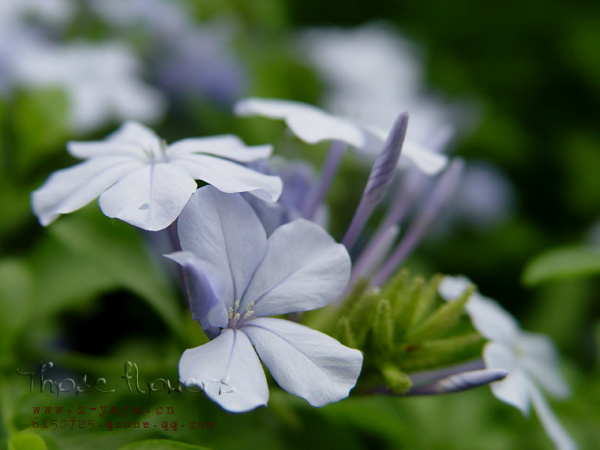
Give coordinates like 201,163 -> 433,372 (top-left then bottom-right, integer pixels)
167,186 -> 363,412
439,276 -> 576,450
234,97 -> 448,175
31,121 -> 282,231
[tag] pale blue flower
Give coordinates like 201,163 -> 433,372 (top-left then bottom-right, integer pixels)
32,121 -> 282,231
167,186 -> 362,412
9,41 -> 166,134
0,0 -> 74,30
299,23 -> 469,157
235,97 -> 448,175
439,276 -> 576,450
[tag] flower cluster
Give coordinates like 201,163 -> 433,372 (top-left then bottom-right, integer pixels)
31,93 -> 575,448
31,108 -> 364,412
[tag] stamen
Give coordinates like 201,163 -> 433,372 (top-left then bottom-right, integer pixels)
243,310 -> 254,319
228,307 -> 233,319
233,313 -> 240,322
246,301 -> 254,311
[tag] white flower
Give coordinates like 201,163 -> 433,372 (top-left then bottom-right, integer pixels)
32,121 -> 282,231
444,161 -> 515,231
9,41 -> 166,133
0,0 -> 74,29
88,0 -> 189,41
234,97 -> 448,175
168,186 -> 363,412
439,276 -> 576,450
299,23 -> 466,151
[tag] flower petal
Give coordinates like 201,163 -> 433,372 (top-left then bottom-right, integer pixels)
235,97 -> 365,147
98,162 -> 197,230
171,154 -> 282,201
167,135 -> 272,161
107,120 -> 163,149
68,121 -> 161,159
518,332 -> 571,398
31,156 -> 143,226
362,126 -> 448,175
438,275 -> 473,299
164,251 -> 229,332
176,187 -> 267,309
401,141 -> 449,175
467,295 -> 521,343
529,382 -> 577,450
484,341 -> 531,415
439,275 -> 521,343
242,219 -> 350,316
243,317 -> 362,407
179,329 -> 268,413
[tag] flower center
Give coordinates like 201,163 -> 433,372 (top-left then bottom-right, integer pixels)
142,139 -> 168,163
227,300 -> 255,328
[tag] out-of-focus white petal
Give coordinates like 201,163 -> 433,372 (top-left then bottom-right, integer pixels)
401,141 -> 449,174
438,275 -> 473,299
242,219 -> 350,316
235,97 -> 364,147
176,187 -> 267,309
107,81 -> 166,131
179,329 -> 268,413
484,341 -> 531,415
361,125 -> 448,175
171,153 -> 282,201
243,317 -> 362,407
98,162 -> 197,231
167,135 -> 272,161
439,276 -> 520,343
529,382 -> 578,450
466,296 -> 521,343
32,156 -> 143,226
518,332 -> 571,398
11,42 -> 166,134
442,277 -> 575,448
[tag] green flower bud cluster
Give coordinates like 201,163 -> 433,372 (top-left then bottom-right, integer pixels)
332,270 -> 485,394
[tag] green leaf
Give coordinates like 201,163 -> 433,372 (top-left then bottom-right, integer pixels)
10,88 -> 70,174
0,259 -> 33,358
30,237 -> 118,317
0,179 -> 34,240
523,246 -> 600,285
119,440 -> 212,450
8,431 -> 47,450
47,209 -> 186,341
